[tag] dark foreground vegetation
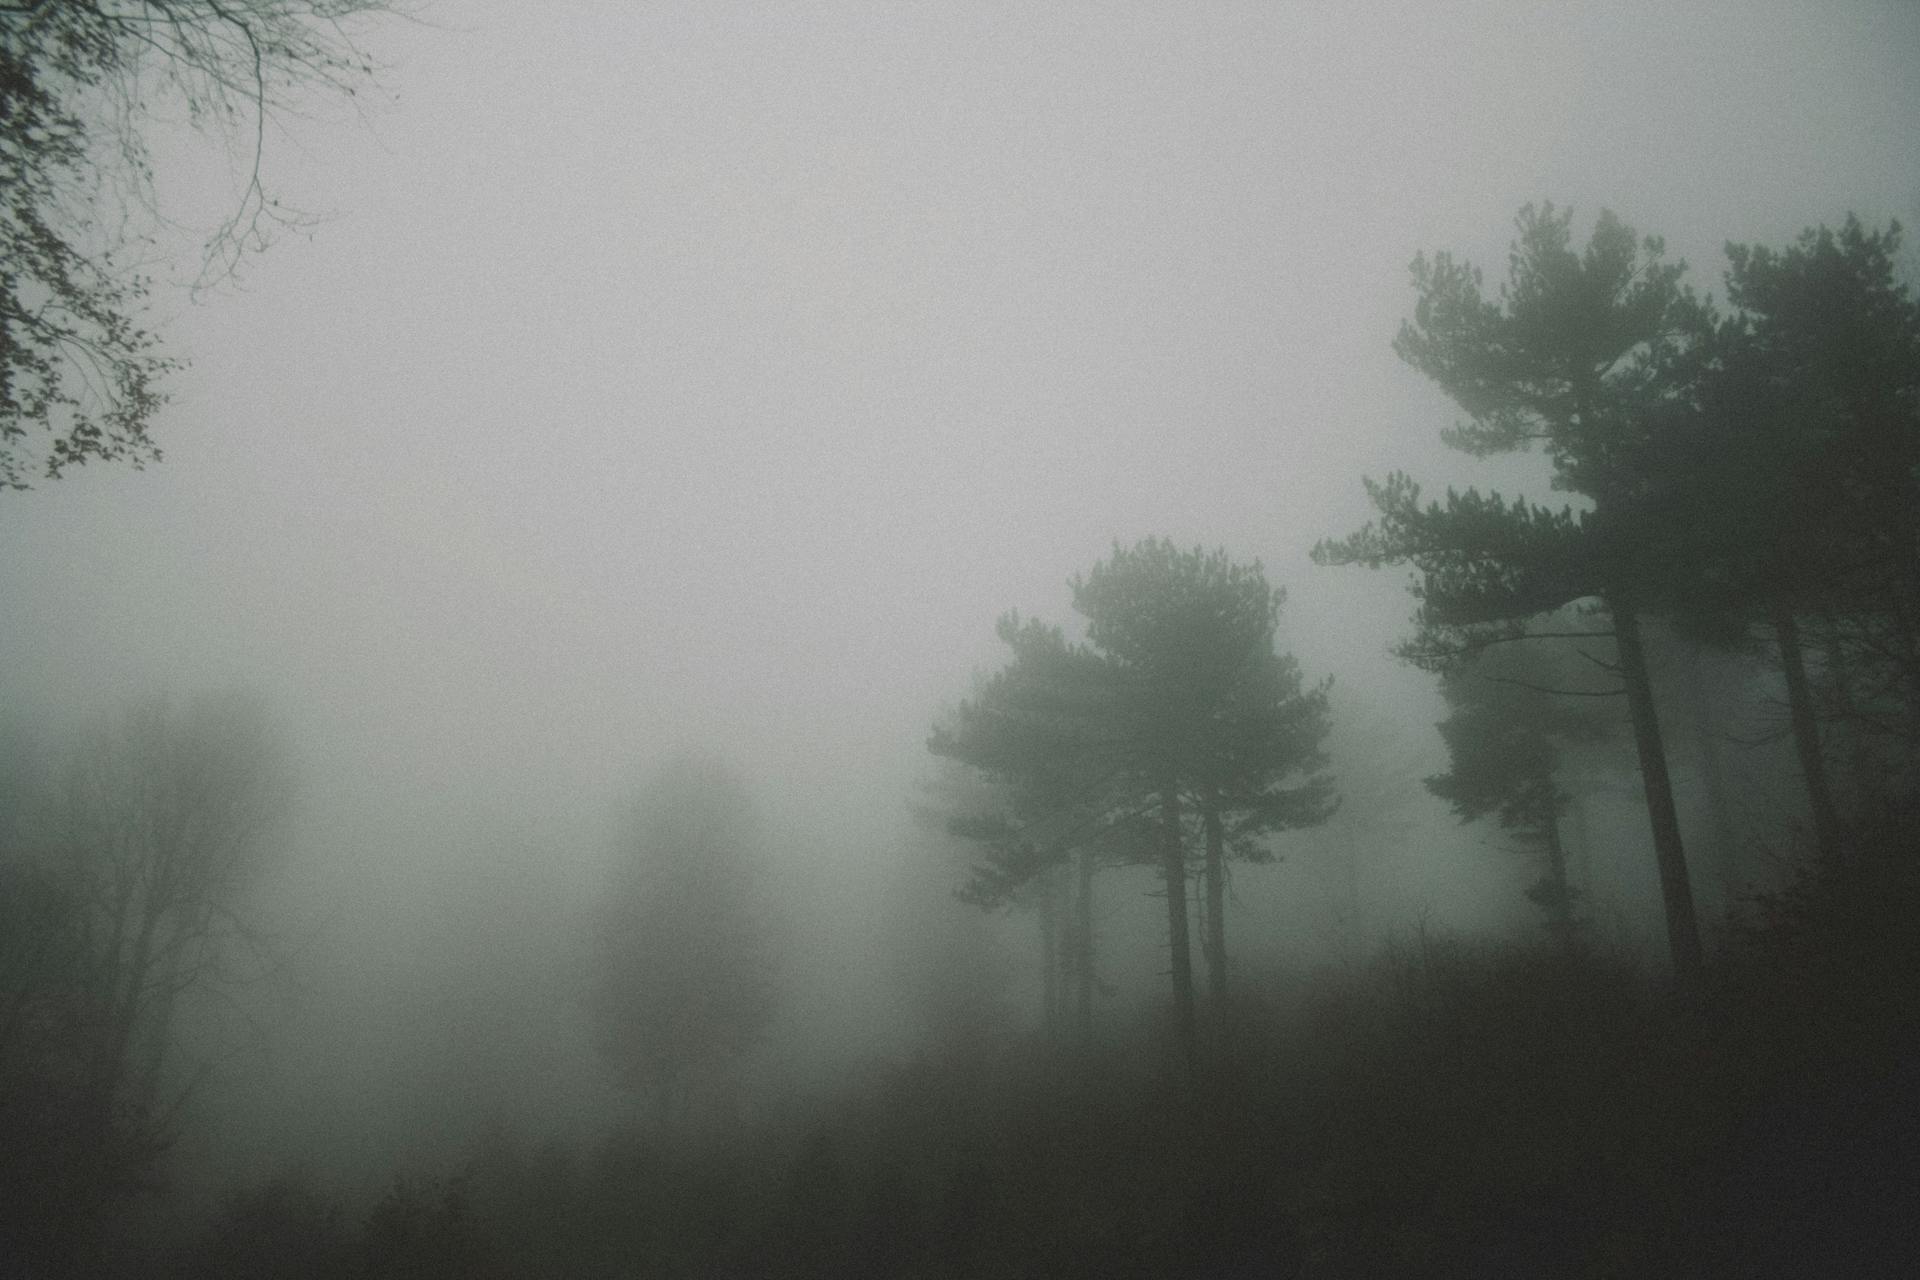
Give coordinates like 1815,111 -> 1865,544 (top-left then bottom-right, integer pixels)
132,813 -> 1917,1280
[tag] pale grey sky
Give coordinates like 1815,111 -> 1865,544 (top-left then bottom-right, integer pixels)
3,0 -> 1916,885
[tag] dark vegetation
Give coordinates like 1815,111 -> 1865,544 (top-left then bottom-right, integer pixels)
142,832 -> 1920,1279
1,1 -> 389,488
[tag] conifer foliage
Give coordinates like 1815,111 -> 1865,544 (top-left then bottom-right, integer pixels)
1678,218 -> 1920,850
1316,205 -> 1715,980
1425,615 -> 1622,939
934,539 -> 1334,1068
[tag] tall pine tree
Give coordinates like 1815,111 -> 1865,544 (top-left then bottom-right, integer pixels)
1674,219 -> 1920,852
934,541 -> 1334,1072
1316,205 -> 1715,980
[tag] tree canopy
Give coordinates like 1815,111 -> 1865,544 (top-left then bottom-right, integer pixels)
1426,617 -> 1621,937
1698,219 -> 1920,763
1316,204 -> 1712,979
0,1 -> 393,488
935,539 -> 1334,1067
0,690 -> 292,1271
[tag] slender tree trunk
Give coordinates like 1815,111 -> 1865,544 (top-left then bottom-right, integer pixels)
1770,597 -> 1845,866
1683,649 -> 1743,903
1542,801 -> 1574,943
1038,871 -> 1059,1041
1569,784 -> 1594,906
1074,848 -> 1094,1043
86,889 -> 165,1193
1201,795 -> 1228,1002
1160,781 -> 1196,1075
1609,588 -> 1704,982
1817,617 -> 1878,787
1340,823 -> 1364,965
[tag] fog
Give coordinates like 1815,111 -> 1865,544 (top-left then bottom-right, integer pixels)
4,0 -> 1918,1273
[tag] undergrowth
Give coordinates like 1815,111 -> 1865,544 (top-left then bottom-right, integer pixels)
153,838 -> 1920,1279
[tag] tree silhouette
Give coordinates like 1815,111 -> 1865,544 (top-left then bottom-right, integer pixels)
0,690 -> 292,1273
590,756 -> 778,1134
1675,218 -> 1920,850
1426,615 -> 1622,939
937,542 -> 1333,1071
928,616 -> 1128,1045
1073,540 -> 1334,1013
0,1 -> 394,487
1316,205 -> 1714,981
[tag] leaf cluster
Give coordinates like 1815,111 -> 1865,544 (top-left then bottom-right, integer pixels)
1,1 -> 393,488
1319,205 -> 1742,670
1395,203 -> 1711,504
1425,625 -> 1618,828
1313,473 -> 1601,668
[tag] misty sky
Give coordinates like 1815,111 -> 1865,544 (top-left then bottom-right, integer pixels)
3,0 -> 1917,899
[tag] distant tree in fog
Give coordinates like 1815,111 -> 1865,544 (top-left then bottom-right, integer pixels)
0,690 -> 292,1273
1306,692 -> 1432,961
590,756 -> 777,1133
898,764 -> 1022,1054
928,616 -> 1124,1045
1427,617 -> 1622,940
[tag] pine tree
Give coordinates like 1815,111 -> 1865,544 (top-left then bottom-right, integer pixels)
1674,218 -> 1920,849
1070,540 -> 1333,1056
1316,205 -> 1715,980
933,542 -> 1334,1072
929,616 -> 1128,1046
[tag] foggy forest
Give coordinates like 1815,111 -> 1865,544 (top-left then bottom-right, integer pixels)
3,2 -> 1918,1277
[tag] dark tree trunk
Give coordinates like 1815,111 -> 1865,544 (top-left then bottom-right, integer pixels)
1038,870 -> 1060,1040
1074,848 -> 1094,1042
1683,649 -> 1744,902
1542,801 -> 1574,942
1339,823 -> 1365,964
1610,588 -> 1704,982
1770,597 -> 1845,865
1160,782 -> 1196,1075
1201,795 -> 1228,1002
1568,784 -> 1594,902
